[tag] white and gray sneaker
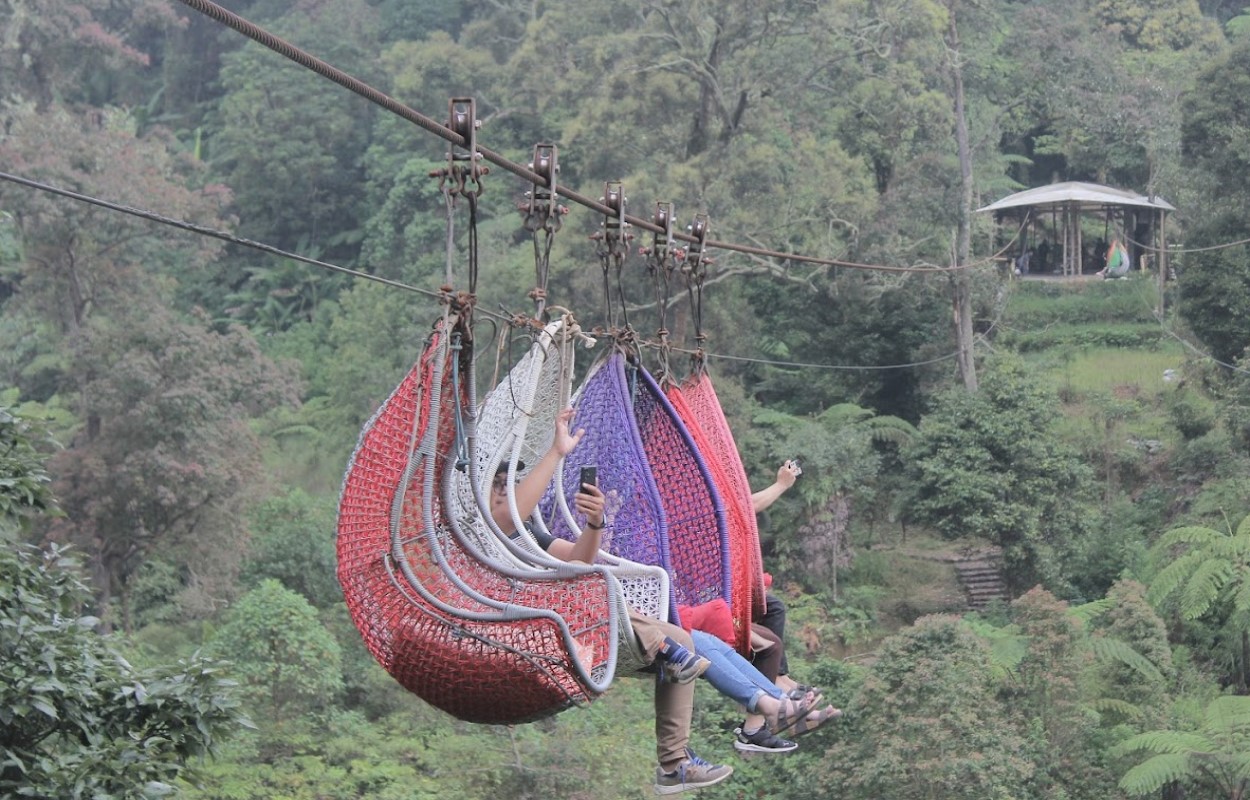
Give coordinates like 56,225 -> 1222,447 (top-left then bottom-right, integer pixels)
733,725 -> 799,754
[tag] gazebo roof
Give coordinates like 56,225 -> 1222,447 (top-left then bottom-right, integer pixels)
976,181 -> 1175,214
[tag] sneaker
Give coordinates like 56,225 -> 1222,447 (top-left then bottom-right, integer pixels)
660,652 -> 710,685
654,749 -> 733,795
733,725 -> 798,754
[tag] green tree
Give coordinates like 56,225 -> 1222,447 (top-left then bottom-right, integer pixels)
1096,0 -> 1226,54
744,402 -> 915,593
1113,695 -> 1250,799
1007,588 -> 1116,800
906,354 -> 1095,593
1093,579 -> 1176,715
208,579 -> 344,722
239,488 -> 341,608
1176,43 -> 1250,369
1147,512 -> 1250,691
830,614 -> 1034,800
0,102 -> 233,415
0,0 -> 181,109
0,405 -> 59,541
1,543 -> 248,797
203,0 -> 378,327
49,305 -> 300,630
0,103 -> 230,337
1177,219 -> 1250,367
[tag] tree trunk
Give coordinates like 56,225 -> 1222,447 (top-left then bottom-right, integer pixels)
1241,628 -> 1250,694
946,6 -> 977,392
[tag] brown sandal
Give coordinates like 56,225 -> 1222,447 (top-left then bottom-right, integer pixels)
765,694 -> 815,734
777,704 -> 842,738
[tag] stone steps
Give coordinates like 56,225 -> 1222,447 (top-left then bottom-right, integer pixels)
953,550 -> 1008,609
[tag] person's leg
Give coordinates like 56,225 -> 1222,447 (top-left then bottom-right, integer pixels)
758,592 -> 790,676
655,665 -> 695,772
691,630 -> 780,711
629,609 -> 708,683
647,624 -> 734,792
629,613 -> 696,771
748,623 -> 784,683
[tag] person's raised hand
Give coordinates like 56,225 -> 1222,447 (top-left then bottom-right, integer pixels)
553,407 -> 585,457
776,460 -> 801,489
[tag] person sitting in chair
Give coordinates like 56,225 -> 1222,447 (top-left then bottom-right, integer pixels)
490,408 -> 733,795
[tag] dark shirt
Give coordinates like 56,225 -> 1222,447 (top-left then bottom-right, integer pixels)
508,524 -> 556,552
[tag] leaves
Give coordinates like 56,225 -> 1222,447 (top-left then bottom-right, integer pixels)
0,545 -> 249,797
1113,697 -> 1250,798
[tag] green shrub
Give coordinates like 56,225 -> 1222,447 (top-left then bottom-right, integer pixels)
1167,389 -> 1218,440
999,322 -> 1165,352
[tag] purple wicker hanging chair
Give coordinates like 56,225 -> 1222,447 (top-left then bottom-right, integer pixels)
541,350 -> 731,618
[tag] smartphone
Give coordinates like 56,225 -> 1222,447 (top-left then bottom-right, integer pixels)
579,465 -> 598,493
790,459 -> 803,477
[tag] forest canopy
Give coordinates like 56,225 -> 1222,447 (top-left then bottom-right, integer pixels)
5,0 -> 1250,797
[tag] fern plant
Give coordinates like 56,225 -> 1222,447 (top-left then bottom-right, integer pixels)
1113,695 -> 1250,799
1147,513 -> 1250,690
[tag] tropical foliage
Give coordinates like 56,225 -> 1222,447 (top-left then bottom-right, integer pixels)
5,0 -> 1250,797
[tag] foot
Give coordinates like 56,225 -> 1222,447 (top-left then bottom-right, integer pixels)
733,725 -> 798,754
654,749 -> 733,795
659,651 -> 710,684
776,704 -> 843,738
764,694 -> 814,734
786,685 -> 824,706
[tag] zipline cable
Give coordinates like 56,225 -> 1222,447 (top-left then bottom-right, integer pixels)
1119,274 -> 1250,377
1128,233 -> 1250,255
172,0 -> 995,275
0,168 -> 1012,374
660,266 -> 1017,373
0,169 -> 510,319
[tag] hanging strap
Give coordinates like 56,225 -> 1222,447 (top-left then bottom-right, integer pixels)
520,144 -> 566,321
645,202 -> 678,385
592,181 -> 632,332
681,213 -> 712,374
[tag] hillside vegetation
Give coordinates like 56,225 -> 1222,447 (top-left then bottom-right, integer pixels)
5,0 -> 1250,798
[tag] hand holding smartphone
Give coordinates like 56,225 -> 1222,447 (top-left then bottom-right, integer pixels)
579,465 -> 598,493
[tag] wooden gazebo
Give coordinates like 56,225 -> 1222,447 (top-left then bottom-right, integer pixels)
977,181 -> 1173,301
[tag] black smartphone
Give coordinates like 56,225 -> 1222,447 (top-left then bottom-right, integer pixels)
579,465 -> 598,493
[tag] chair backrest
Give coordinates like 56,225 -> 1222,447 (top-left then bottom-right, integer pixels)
541,352 -> 732,620
679,371 -> 768,618
446,317 -> 658,672
540,353 -> 677,621
633,364 -> 731,611
663,379 -> 758,654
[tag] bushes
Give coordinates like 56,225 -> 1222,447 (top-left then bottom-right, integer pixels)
1,544 -> 248,798
999,322 -> 1164,352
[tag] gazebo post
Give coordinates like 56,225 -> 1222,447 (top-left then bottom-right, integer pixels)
1157,208 -> 1168,315
1075,203 -> 1083,276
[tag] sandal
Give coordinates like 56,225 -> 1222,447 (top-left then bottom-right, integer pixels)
777,704 -> 842,738
764,694 -> 815,734
787,686 -> 824,707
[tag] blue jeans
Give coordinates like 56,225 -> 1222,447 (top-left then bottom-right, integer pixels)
691,630 -> 783,712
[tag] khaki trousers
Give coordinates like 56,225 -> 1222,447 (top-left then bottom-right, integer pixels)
627,610 -> 694,772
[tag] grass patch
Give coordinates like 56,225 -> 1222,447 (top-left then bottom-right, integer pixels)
999,322 -> 1166,352
1004,274 -> 1160,327
1048,345 -> 1186,397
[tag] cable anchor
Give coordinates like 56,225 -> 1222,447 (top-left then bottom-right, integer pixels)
441,97 -> 487,198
